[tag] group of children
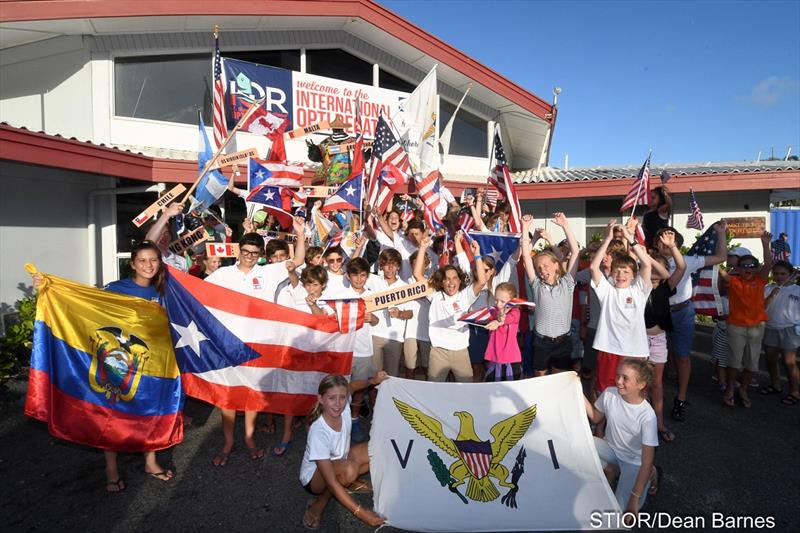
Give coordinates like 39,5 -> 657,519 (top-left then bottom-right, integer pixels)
31,184 -> 798,528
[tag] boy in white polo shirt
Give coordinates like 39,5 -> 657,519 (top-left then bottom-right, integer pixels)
412,233 -> 487,382
368,248 -> 413,377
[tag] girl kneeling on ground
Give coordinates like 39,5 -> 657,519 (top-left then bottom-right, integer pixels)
299,373 -> 389,529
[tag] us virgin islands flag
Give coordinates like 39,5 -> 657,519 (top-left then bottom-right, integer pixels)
25,268 -> 183,452
370,373 -> 620,531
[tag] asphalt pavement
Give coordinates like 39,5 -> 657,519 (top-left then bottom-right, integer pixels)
1,327 -> 798,533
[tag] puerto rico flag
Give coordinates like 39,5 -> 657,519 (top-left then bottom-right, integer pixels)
322,174 -> 363,212
247,185 -> 293,229
164,268 -> 363,415
458,306 -> 494,327
248,158 -> 304,189
505,298 -> 536,311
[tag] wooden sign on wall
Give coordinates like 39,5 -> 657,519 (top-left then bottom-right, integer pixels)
725,217 -> 766,238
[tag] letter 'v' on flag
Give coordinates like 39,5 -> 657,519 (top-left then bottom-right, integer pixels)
24,265 -> 183,452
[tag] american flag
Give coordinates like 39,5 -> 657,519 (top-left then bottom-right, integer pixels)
505,298 -> 536,310
687,225 -> 722,317
457,306 -> 493,327
367,115 -> 410,209
398,200 -> 416,222
212,29 -> 227,150
487,131 -> 522,232
686,188 -> 704,230
457,205 -> 474,232
620,155 -> 650,212
484,188 -> 499,209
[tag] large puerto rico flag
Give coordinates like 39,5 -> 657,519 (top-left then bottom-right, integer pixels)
164,268 -> 362,415
370,373 -> 620,531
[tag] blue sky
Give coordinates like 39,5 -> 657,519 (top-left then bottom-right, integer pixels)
380,0 -> 800,168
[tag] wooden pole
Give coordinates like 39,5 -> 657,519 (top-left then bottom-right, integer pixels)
179,98 -> 265,205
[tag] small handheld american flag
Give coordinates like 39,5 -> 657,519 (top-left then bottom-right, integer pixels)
620,155 -> 650,212
686,188 -> 704,230
212,27 -> 227,150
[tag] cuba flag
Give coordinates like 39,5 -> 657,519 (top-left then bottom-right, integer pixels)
24,265 -> 183,452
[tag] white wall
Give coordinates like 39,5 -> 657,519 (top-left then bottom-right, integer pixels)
0,161 -> 114,311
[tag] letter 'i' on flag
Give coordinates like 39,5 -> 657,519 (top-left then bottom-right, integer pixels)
686,188 -> 705,230
164,267 -> 363,415
620,155 -> 651,212
487,129 -> 522,232
212,28 -> 227,150
24,267 -> 183,452
687,226 -> 723,317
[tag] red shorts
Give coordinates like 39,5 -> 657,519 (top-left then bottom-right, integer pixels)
595,351 -> 625,392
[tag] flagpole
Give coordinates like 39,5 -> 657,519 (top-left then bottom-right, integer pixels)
179,98 -> 266,205
486,123 -> 498,182
627,149 -> 652,223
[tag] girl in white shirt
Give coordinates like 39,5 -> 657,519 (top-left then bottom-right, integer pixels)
300,373 -> 388,529
762,261 -> 800,405
584,358 -> 659,515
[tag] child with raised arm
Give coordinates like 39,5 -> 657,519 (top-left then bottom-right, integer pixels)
300,373 -> 388,529
521,213 -> 580,376
720,232 -> 773,408
590,221 -> 653,393
413,233 -> 487,382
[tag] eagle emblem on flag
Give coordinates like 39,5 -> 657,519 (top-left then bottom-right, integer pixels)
89,326 -> 150,404
393,398 -> 537,505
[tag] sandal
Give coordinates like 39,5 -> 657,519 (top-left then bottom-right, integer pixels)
212,449 -> 233,467
738,394 -> 752,409
780,394 -> 800,406
302,501 -> 321,530
248,447 -> 265,460
105,479 -> 126,493
658,429 -> 675,443
759,385 -> 783,395
722,395 -> 735,408
347,479 -> 373,494
273,441 -> 291,457
145,470 -> 174,481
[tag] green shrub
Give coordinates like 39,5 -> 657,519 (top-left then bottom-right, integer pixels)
0,295 -> 37,383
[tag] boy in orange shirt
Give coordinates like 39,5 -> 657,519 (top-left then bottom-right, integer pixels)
721,232 -> 772,408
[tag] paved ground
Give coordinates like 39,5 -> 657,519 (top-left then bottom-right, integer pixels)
1,327 -> 798,533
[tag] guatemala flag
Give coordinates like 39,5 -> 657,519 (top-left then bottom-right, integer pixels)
192,113 -> 229,211
467,232 -> 520,273
163,268 -> 363,415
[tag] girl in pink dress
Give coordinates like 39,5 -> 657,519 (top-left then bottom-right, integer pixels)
484,282 -> 522,381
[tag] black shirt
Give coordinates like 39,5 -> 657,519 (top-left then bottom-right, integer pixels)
645,282 -> 675,331
643,210 -> 669,248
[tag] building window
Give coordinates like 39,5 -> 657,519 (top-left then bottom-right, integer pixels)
115,54 -> 213,125
439,99 -> 487,158
223,50 -> 300,71
584,198 -> 621,244
305,49 -> 373,85
379,69 -> 416,92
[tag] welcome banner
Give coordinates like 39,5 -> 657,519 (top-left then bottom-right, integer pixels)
223,58 -> 406,137
370,373 -> 620,532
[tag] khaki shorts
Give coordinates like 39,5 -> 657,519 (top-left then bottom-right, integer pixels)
428,347 -> 472,383
350,355 -> 375,381
403,338 -> 431,369
727,322 -> 765,372
372,336 -> 403,376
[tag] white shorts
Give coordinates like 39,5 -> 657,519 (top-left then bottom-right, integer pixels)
647,332 -> 668,364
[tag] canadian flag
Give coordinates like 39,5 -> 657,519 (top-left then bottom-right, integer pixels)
206,243 -> 240,258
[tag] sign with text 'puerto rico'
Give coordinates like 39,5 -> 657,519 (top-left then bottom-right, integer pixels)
223,58 -> 406,137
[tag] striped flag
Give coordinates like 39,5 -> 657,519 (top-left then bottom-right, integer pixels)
457,206 -> 474,232
458,306 -> 494,327
248,158 -> 304,189
165,268 -> 363,415
375,163 -> 409,213
416,170 -> 442,212
327,299 -> 365,334
487,131 -> 522,232
398,200 -> 416,222
368,115 -> 410,209
485,188 -> 498,209
212,29 -> 227,150
505,298 -> 536,310
423,204 -> 445,234
686,188 -> 705,230
620,155 -> 650,212
687,226 -> 722,317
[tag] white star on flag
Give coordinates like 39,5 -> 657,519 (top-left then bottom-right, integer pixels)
172,320 -> 208,358
264,190 -> 275,201
345,184 -> 356,197
487,246 -> 503,263
255,169 -> 265,179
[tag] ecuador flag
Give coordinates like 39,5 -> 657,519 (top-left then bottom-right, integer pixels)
25,267 -> 183,452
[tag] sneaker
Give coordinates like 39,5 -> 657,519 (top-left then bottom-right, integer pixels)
670,397 -> 688,422
351,420 -> 367,443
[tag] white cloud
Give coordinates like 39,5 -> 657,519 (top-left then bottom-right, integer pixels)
747,76 -> 800,107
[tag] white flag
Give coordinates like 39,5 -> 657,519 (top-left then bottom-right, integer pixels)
395,65 -> 438,174
370,373 -> 620,532
439,86 -> 470,166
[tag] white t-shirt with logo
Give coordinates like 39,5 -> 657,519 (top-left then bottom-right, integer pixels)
591,276 -> 652,357
276,284 -> 334,315
205,262 -> 289,302
367,275 -> 411,341
765,283 -> 800,328
427,287 -> 479,350
595,388 -> 658,465
299,404 -> 352,486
